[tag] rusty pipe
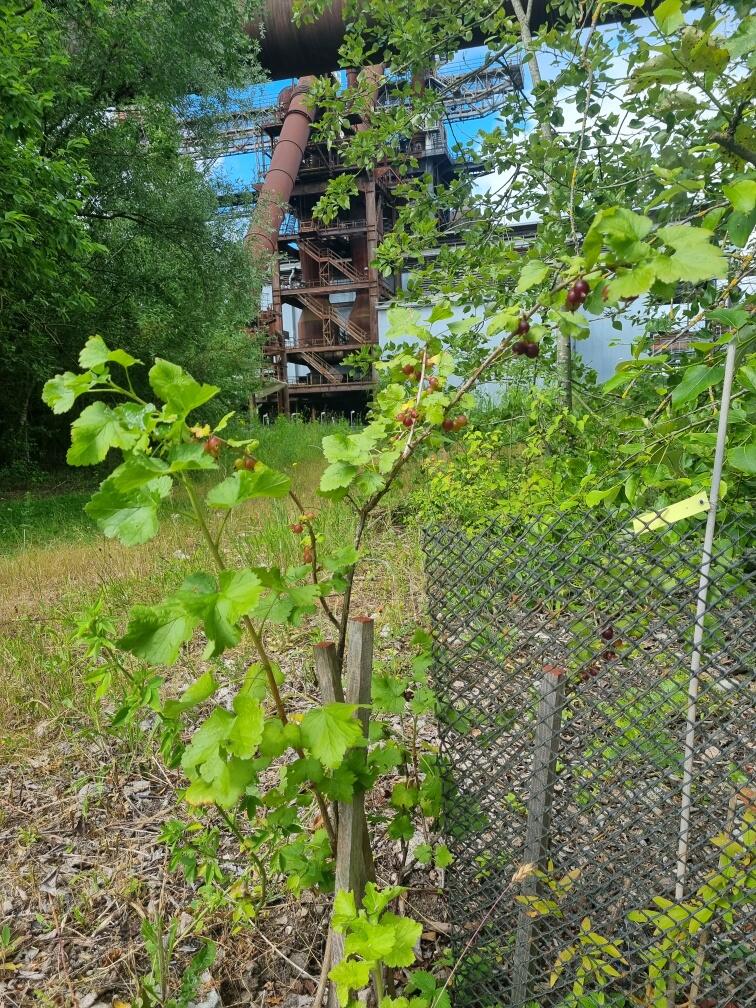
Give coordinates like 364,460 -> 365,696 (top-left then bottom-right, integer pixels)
247,76 -> 316,255
249,0 -> 547,78
249,0 -> 645,79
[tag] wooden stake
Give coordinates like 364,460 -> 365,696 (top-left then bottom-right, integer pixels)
326,618 -> 376,1008
315,640 -> 345,704
511,667 -> 566,1007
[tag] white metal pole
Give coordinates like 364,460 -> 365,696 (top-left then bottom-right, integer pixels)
674,338 -> 738,901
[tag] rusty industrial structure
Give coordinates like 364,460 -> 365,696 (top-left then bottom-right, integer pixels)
237,59 -> 523,418
249,76 -> 493,417
249,71 -> 391,418
194,1 -> 649,416
230,2 -> 530,417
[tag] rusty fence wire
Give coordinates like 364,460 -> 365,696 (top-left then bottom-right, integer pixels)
422,508 -> 755,1008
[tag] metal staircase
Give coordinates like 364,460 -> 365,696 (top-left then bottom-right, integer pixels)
297,236 -> 365,285
295,290 -> 370,344
296,350 -> 344,384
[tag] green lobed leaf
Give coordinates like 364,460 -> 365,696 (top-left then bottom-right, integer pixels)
723,178 -> 756,215
368,741 -> 404,776
321,546 -> 360,572
42,371 -> 96,415
227,693 -> 265,759
486,307 -> 520,338
385,304 -> 431,341
206,465 -> 291,508
391,780 -> 418,809
344,920 -> 397,960
107,455 -> 170,492
516,260 -> 550,293
79,335 -> 139,371
259,718 -> 301,759
67,401 -> 141,466
706,308 -> 749,330
332,890 -> 358,932
406,971 -> 451,1008
583,207 -> 653,267
329,958 -> 373,1006
118,601 -> 200,665
320,460 -> 359,494
85,475 -> 172,545
148,358 -> 219,418
354,470 -> 385,497
380,913 -> 423,968
322,431 -> 373,466
414,843 -> 432,865
181,707 -> 234,775
168,443 -> 219,472
184,755 -> 257,808
262,582 -> 322,626
434,843 -> 454,868
300,703 -> 363,769
655,225 -> 727,283
175,569 -> 263,657
373,673 -> 408,714
321,765 -> 357,802
388,812 -> 415,841
606,263 -> 656,300
422,390 -> 450,426
362,883 -> 406,917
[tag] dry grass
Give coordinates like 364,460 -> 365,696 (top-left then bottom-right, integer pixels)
0,428 -> 434,1006
0,443 -> 423,754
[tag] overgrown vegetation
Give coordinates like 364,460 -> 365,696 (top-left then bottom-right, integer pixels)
1,0 -> 754,1003
0,0 -> 264,473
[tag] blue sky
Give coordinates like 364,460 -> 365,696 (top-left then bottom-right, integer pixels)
211,18 -> 652,194
211,51 -> 516,191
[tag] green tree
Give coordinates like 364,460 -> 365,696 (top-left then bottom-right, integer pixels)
306,0 -> 755,510
1,0 -> 266,472
0,0 -> 99,465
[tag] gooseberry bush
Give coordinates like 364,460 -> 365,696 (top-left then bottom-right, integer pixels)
41,2 -> 755,996
43,329 -> 488,1004
44,182 -> 747,1000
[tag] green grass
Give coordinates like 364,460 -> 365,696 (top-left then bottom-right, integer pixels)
0,418 -> 339,554
0,489 -> 97,551
0,414 -> 425,760
241,416 -> 350,472
0,417 -> 364,749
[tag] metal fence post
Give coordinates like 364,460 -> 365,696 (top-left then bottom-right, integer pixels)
675,337 -> 738,901
511,667 -> 566,1006
326,617 -> 376,1008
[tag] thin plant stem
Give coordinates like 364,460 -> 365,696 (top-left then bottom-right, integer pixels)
290,490 -> 340,629
180,476 -> 337,847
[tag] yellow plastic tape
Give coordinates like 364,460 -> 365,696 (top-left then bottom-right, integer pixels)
633,492 -> 710,534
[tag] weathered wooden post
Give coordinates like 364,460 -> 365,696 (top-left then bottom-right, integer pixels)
510,667 -> 566,1006
317,618 -> 375,1008
315,639 -> 345,704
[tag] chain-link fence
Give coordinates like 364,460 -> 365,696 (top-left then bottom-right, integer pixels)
423,508 -> 755,1008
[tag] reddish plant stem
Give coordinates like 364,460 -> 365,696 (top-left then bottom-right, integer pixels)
182,477 -> 337,848
290,490 -> 339,629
